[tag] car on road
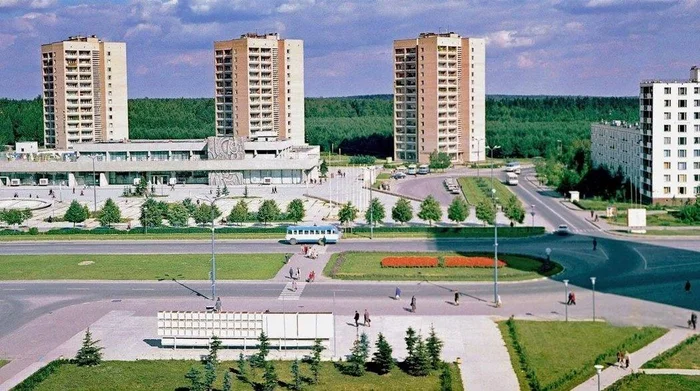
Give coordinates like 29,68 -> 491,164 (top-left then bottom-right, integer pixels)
505,161 -> 521,174
392,172 -> 406,179
556,224 -> 570,235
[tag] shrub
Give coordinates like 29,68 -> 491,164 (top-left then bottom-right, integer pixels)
10,359 -> 69,391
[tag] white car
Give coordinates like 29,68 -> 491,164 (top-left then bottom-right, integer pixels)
556,225 -> 570,235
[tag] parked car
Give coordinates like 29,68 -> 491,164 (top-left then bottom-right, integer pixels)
392,172 -> 406,179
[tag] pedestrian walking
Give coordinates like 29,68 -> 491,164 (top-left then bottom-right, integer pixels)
685,280 -> 692,294
289,266 -> 294,280
395,287 -> 401,300
454,291 -> 460,306
364,309 -> 371,327
617,351 -> 623,367
593,238 -> 597,251
296,267 -> 301,280
496,294 -> 502,308
624,351 -> 630,369
567,292 -> 577,305
690,312 -> 697,330
590,210 -> 594,218
292,280 -> 298,292
354,310 -> 360,327
410,296 -> 416,313
215,297 -> 222,313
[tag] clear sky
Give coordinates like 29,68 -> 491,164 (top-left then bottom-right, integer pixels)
0,0 -> 698,99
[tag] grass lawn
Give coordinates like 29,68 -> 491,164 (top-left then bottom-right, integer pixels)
0,253 -> 286,280
643,334 -> 700,369
574,199 -> 650,211
641,229 -> 700,236
324,251 -> 562,281
457,177 -> 515,206
29,360 -> 462,391
603,212 -> 689,227
607,374 -> 700,391
0,359 -> 8,368
498,320 -> 667,391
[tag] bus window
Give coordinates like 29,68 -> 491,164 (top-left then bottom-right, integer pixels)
303,230 -> 309,235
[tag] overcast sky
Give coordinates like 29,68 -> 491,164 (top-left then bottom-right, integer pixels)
0,0 -> 698,99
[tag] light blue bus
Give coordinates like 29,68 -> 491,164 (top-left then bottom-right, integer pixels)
285,225 -> 341,245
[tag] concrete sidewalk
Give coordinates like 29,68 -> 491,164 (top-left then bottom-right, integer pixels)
272,246 -> 329,282
0,309 -> 519,391
572,328 -> 697,391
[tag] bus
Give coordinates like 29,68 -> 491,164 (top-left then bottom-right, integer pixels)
407,164 -> 417,175
286,225 -> 341,245
506,172 -> 519,186
417,164 -> 430,175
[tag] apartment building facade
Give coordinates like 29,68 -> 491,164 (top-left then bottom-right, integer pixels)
214,33 -> 305,145
590,121 -> 641,183
640,66 -> 700,203
41,35 -> 128,150
393,32 -> 485,164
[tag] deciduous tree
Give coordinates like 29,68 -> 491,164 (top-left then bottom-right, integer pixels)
64,200 -> 88,227
98,198 -> 121,227
418,195 -> 442,226
364,197 -> 385,226
257,200 -> 280,226
391,198 -> 413,224
286,199 -> 305,223
447,197 -> 468,224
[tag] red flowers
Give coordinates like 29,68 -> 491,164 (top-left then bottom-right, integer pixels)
444,256 -> 506,268
380,256 -> 506,268
381,257 -> 438,268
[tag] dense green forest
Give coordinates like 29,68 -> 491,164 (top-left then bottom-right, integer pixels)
0,95 -> 637,159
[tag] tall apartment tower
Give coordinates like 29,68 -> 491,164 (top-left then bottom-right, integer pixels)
393,32 -> 485,164
41,35 -> 128,149
639,66 -> 700,203
214,33 -> 305,144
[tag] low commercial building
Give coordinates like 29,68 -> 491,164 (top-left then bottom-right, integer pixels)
590,121 -> 641,182
0,137 -> 320,187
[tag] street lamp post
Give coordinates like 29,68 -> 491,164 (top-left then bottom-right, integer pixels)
472,137 -> 483,178
492,188 -> 499,305
594,364 -> 604,391
89,155 -> 98,213
210,198 -> 217,301
563,279 -> 569,322
531,204 -> 535,228
591,277 -> 597,321
369,166 -> 374,240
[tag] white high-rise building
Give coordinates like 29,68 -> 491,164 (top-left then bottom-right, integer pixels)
640,66 -> 700,203
214,33 -> 305,145
41,35 -> 128,150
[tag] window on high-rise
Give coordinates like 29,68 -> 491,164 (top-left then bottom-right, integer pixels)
664,112 -> 671,119
664,87 -> 671,94
679,137 -> 687,145
664,125 -> 671,132
679,87 -> 687,95
680,112 -> 687,120
664,100 -> 671,107
679,162 -> 687,170
679,100 -> 687,107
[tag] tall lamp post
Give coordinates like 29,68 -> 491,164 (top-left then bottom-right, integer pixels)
89,155 -> 98,213
591,276 -> 597,321
204,196 -> 221,301
594,364 -> 604,391
369,166 -> 374,240
492,189 -> 499,305
472,137 -> 483,177
563,279 -> 569,322
485,145 -> 501,201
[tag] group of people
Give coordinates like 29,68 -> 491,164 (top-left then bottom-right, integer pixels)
288,266 -> 316,284
271,186 -> 279,194
353,309 -> 371,327
567,291 -> 577,305
617,351 -> 631,369
302,245 -> 320,259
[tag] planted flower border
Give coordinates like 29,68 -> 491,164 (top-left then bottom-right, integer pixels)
381,256 -> 505,268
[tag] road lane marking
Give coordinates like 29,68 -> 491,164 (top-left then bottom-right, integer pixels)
599,247 -> 609,260
631,247 -> 648,270
278,281 -> 306,301
515,180 -> 576,229
646,261 -> 700,270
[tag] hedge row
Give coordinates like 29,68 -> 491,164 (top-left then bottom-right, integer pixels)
0,226 -> 544,237
11,359 -> 69,391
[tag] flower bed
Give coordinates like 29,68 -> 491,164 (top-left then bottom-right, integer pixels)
381,256 -> 438,268
444,256 -> 506,268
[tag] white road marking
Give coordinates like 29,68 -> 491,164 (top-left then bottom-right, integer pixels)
646,261 -> 700,270
515,180 -> 576,229
278,281 -> 307,301
631,247 -> 648,270
598,247 -> 609,260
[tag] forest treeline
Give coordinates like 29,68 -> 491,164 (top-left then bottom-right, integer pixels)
0,95 -> 637,159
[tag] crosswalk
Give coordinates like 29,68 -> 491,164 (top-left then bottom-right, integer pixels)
278,281 -> 307,301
